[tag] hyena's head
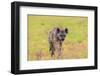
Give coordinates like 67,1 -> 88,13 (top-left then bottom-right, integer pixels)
56,27 -> 68,41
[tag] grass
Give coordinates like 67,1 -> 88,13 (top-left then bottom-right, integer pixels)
27,15 -> 88,61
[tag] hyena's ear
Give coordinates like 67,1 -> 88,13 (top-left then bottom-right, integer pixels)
56,28 -> 60,33
65,28 -> 68,33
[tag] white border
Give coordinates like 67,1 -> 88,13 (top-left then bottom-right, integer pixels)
20,6 -> 94,70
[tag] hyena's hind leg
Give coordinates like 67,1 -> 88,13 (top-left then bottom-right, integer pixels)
49,42 -> 55,59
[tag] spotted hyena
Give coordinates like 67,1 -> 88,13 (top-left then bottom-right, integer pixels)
48,27 -> 68,59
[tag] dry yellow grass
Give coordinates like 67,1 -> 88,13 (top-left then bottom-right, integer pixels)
28,41 -> 88,61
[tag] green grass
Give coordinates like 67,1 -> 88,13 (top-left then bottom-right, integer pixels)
27,15 -> 88,61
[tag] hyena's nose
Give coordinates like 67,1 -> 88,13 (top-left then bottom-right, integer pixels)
62,39 -> 64,41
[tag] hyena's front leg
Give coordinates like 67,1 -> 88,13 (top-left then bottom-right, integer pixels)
56,42 -> 62,59
57,47 -> 62,59
49,43 -> 55,59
